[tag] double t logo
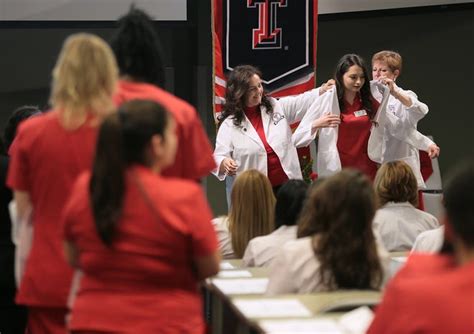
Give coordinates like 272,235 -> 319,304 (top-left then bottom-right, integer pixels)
247,0 -> 287,50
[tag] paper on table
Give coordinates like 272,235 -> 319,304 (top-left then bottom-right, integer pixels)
217,270 -> 252,278
392,256 -> 408,263
338,306 -> 374,334
212,278 -> 268,294
233,299 -> 312,318
220,262 -> 235,270
259,319 -> 343,334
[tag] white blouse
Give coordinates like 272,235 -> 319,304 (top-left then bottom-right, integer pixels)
373,202 -> 440,252
411,226 -> 444,254
266,237 -> 390,295
242,225 -> 297,268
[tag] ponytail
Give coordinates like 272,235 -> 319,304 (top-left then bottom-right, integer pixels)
90,99 -> 169,246
90,113 -> 125,246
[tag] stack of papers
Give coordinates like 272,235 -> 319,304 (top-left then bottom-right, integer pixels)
211,278 -> 269,294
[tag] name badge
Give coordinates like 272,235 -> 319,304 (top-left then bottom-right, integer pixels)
354,110 -> 367,117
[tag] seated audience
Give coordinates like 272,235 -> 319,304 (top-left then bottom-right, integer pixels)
266,169 -> 389,295
368,160 -> 474,334
62,100 -> 220,333
411,226 -> 444,253
243,179 -> 308,267
212,169 -> 275,259
373,161 -> 439,251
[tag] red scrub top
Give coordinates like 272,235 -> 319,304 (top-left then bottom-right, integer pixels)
337,95 -> 379,180
63,165 -> 218,334
7,111 -> 98,307
368,254 -> 474,334
245,106 -> 288,186
114,80 -> 216,180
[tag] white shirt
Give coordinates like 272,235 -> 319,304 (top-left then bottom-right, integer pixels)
242,225 -> 297,268
213,88 -> 321,181
211,216 -> 236,259
411,226 -> 444,254
373,202 -> 440,252
266,237 -> 390,295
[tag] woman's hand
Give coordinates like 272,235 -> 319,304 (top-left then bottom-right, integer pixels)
311,113 -> 341,130
378,77 -> 413,107
427,144 -> 440,159
319,79 -> 336,95
220,157 -> 239,176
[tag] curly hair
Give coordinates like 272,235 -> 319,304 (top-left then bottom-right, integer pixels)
110,6 -> 165,87
298,169 -> 383,290
219,65 -> 273,127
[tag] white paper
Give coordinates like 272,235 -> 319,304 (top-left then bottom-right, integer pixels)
339,306 -> 374,334
259,319 -> 343,334
212,278 -> 269,294
232,299 -> 312,318
220,262 -> 235,270
217,270 -> 253,278
392,256 -> 408,263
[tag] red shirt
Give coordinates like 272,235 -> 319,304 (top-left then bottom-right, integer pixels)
114,80 -> 216,180
337,95 -> 379,180
7,111 -> 98,307
62,166 -> 218,333
368,254 -> 474,334
245,106 -> 288,186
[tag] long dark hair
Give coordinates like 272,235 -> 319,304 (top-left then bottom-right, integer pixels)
110,6 -> 165,87
335,54 -> 376,120
298,169 -> 383,290
90,99 -> 169,245
219,65 -> 273,126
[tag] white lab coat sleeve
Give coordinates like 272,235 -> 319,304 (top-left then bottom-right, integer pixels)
277,87 -> 321,124
398,89 -> 429,126
212,120 -> 234,181
384,113 -> 435,152
292,87 -> 338,148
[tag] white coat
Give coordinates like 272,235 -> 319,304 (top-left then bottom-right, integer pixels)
373,202 -> 440,252
213,88 -> 321,181
411,226 -> 444,254
242,225 -> 297,268
292,81 -> 391,177
292,82 -> 433,186
265,237 -> 390,295
371,88 -> 434,188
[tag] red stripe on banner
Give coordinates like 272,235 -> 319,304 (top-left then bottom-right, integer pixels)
270,77 -> 316,98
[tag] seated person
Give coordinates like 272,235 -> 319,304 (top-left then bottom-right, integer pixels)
212,169 -> 275,259
411,226 -> 444,254
243,179 -> 308,267
373,161 -> 439,251
266,169 -> 389,295
368,160 -> 474,334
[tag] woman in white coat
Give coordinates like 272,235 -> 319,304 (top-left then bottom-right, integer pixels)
213,65 -> 338,192
266,169 -> 389,295
371,50 -> 440,189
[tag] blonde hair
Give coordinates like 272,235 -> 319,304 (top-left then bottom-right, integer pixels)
229,170 -> 275,258
374,161 -> 418,207
50,33 -> 118,128
372,50 -> 402,74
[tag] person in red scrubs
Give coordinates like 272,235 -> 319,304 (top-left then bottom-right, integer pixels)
334,54 -> 381,180
111,7 -> 215,181
7,34 -> 118,334
368,160 -> 474,333
62,100 -> 220,334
